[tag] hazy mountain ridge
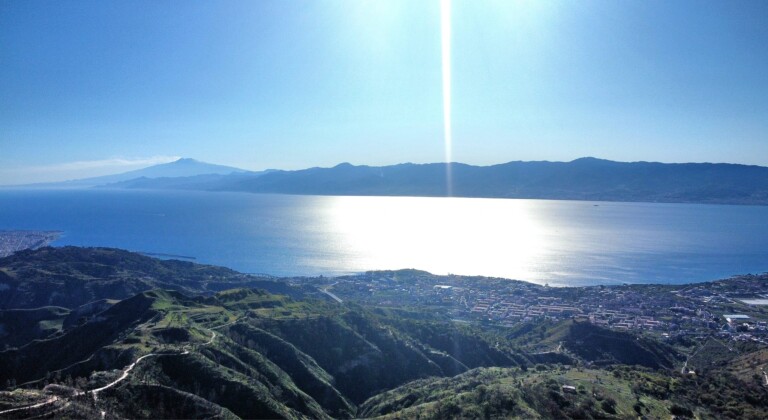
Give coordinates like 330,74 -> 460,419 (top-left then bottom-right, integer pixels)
216,158 -> 768,204
12,157 -> 768,205
98,172 -> 266,191
9,158 -> 253,189
88,157 -> 768,205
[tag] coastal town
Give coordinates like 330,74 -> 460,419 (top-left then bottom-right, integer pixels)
306,269 -> 768,345
2,229 -> 766,346
0,230 -> 61,258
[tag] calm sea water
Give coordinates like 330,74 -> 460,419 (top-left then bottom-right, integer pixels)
1,189 -> 766,286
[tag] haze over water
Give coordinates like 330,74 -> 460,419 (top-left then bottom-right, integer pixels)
1,189 -> 767,286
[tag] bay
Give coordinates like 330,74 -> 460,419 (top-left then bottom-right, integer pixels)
0,189 -> 766,286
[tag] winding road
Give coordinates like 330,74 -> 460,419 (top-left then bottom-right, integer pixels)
0,396 -> 61,416
90,353 -> 159,400
88,323 -> 227,399
90,320 -> 230,399
0,322 -> 231,417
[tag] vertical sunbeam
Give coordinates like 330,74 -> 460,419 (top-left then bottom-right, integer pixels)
440,0 -> 453,196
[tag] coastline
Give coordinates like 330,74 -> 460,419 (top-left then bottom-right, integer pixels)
0,230 -> 62,258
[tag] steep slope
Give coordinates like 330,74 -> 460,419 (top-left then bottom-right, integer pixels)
508,319 -> 681,369
1,247 -> 761,419
565,322 -> 680,369
0,263 -> 532,418
358,365 -> 749,419
0,306 -> 70,349
0,291 -> 157,385
226,323 -> 356,417
215,292 -> 529,405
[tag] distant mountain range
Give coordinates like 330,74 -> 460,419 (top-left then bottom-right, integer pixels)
12,157 -> 768,205
16,158 -> 256,188
213,158 -> 768,204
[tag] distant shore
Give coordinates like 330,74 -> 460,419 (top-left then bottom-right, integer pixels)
138,252 -> 196,260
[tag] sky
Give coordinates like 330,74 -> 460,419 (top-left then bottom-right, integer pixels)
1,0 -> 767,184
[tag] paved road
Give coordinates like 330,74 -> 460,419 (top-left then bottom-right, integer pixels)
1,321 -> 227,416
91,324 -> 223,400
90,353 -> 159,400
319,283 -> 343,304
0,396 -> 60,416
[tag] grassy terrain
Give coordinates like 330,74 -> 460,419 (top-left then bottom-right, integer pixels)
507,319 -> 681,369
0,247 -> 304,310
0,283 -> 535,418
359,366 -> 684,419
0,247 -> 765,419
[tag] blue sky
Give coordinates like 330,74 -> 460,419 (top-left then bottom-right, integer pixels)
1,0 -> 767,184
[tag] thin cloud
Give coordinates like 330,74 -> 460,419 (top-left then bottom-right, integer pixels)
0,156 -> 181,185
28,156 -> 181,173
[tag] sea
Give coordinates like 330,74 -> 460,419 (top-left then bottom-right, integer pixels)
1,189 -> 767,287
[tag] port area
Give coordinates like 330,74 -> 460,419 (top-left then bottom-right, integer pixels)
0,230 -> 62,258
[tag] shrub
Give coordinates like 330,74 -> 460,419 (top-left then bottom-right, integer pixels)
601,397 -> 617,414
670,403 -> 693,417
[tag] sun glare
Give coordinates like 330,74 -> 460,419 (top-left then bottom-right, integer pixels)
326,196 -> 547,281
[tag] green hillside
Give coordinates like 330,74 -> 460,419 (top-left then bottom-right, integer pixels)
0,247 -> 765,419
0,306 -> 70,349
0,247 -> 305,310
0,271 -> 532,418
508,319 -> 681,369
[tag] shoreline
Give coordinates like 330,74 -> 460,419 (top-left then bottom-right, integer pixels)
0,230 -> 62,258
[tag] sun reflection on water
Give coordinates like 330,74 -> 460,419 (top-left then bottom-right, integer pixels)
326,196 -> 548,279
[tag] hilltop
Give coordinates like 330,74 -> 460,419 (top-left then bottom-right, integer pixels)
0,246 -> 304,310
